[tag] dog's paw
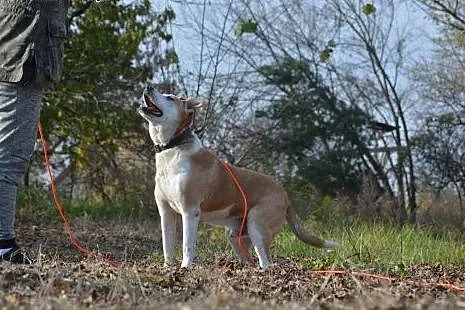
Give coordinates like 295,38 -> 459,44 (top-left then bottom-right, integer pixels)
180,261 -> 195,269
163,261 -> 177,268
260,263 -> 276,270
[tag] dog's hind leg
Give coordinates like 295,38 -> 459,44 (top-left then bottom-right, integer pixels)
246,207 -> 273,268
225,223 -> 252,263
156,199 -> 178,267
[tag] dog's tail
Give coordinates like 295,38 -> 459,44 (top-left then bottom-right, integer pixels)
286,204 -> 337,248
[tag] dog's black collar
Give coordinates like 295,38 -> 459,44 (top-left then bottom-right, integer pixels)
154,129 -> 194,153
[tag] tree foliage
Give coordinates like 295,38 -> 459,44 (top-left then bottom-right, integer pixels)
412,0 -> 465,223
415,115 -> 465,190
253,57 -> 370,196
28,0 -> 465,224
35,0 -> 176,200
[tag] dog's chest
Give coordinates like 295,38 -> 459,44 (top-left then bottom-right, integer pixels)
155,157 -> 193,201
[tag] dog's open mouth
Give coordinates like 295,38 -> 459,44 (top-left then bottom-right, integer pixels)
142,94 -> 163,117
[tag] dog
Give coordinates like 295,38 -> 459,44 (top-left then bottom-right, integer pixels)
138,85 -> 337,268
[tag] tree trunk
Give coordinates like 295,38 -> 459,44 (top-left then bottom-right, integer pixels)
456,183 -> 464,228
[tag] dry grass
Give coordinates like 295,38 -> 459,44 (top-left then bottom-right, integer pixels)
417,189 -> 465,231
1,212 -> 464,309
5,184 -> 465,309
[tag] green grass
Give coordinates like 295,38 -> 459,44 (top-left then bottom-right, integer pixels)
17,186 -> 156,221
274,218 -> 465,269
190,217 -> 465,273
17,186 -> 465,272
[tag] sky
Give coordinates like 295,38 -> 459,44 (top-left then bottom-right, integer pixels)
160,0 -> 442,135
163,0 -> 439,88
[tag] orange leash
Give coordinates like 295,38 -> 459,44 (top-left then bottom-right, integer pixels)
38,123 -> 119,267
218,160 -> 255,265
217,158 -> 465,291
37,126 -> 465,292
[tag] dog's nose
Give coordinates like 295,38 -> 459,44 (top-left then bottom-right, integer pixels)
146,85 -> 154,92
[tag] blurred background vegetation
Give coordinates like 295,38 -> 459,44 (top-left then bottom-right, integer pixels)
24,0 -> 465,234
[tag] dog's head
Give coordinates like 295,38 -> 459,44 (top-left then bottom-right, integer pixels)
139,86 -> 203,145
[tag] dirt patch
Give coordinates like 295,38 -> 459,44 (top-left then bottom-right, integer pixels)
1,218 -> 464,309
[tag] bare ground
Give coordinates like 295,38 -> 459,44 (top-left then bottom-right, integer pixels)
1,217 -> 464,309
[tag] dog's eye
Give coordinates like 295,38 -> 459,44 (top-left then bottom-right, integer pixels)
165,96 -> 175,101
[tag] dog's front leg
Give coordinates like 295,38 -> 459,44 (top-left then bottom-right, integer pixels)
157,199 -> 178,267
180,208 -> 200,268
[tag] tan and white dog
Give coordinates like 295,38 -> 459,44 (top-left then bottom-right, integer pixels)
139,86 -> 337,268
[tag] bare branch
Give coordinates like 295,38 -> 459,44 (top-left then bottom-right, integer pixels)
415,0 -> 465,31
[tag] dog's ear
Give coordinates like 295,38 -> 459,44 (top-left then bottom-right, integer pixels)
182,98 -> 204,112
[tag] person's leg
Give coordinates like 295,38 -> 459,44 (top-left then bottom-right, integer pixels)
0,81 -> 41,261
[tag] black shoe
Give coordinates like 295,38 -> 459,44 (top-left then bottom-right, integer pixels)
0,243 -> 33,264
